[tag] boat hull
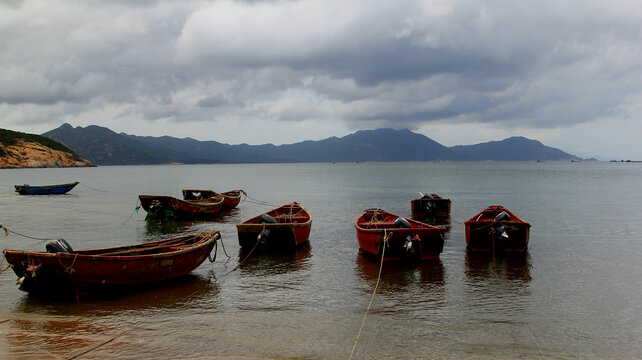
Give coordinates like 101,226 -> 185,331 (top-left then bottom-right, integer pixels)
15,182 -> 78,195
221,190 -> 242,210
182,189 -> 242,210
411,195 -> 451,218
2,231 -> 219,295
236,203 -> 311,251
355,209 -> 445,262
465,206 -> 530,253
139,195 -> 224,219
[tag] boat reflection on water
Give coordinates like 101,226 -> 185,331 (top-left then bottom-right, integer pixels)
141,209 -> 239,241
142,218 -> 202,239
464,253 -> 532,283
13,273 -> 220,311
354,254 -> 445,293
237,243 -> 312,276
6,274 -> 219,358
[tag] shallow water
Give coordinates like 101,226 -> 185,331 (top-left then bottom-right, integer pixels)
0,162 -> 640,359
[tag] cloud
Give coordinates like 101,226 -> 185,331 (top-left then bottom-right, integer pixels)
0,0 -> 640,158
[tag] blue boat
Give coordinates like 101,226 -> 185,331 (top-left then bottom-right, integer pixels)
14,182 -> 79,195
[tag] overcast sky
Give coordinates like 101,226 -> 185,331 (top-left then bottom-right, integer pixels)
1,0 -> 641,160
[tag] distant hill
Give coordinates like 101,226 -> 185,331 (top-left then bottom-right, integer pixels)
44,124 -> 218,165
450,136 -> 582,161
42,123 -> 583,165
0,128 -> 93,168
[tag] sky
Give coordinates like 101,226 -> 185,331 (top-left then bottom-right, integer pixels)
1,0 -> 641,160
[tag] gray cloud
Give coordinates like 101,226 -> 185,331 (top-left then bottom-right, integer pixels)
0,0 -> 641,158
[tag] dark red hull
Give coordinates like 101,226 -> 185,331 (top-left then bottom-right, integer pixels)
3,231 -> 219,295
465,206 -> 530,253
237,203 -> 311,250
221,190 -> 243,209
182,189 -> 242,210
411,194 -> 451,218
139,194 -> 224,219
355,209 -> 445,262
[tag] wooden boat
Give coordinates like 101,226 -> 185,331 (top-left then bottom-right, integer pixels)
236,203 -> 311,250
465,206 -> 530,253
220,190 -> 243,209
139,194 -> 224,219
355,209 -> 446,262
2,230 -> 220,295
14,182 -> 78,195
182,189 -> 218,200
411,193 -> 451,218
182,189 -> 243,210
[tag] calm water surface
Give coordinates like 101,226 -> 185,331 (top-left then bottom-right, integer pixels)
0,162 -> 641,359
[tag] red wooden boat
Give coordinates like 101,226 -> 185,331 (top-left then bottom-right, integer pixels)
221,190 -> 243,209
411,193 -> 451,218
355,209 -> 446,262
465,206 -> 530,253
182,189 -> 243,210
236,203 -> 311,250
139,193 -> 224,219
2,231 -> 220,295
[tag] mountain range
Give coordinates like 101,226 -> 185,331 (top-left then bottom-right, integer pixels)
43,123 -> 583,165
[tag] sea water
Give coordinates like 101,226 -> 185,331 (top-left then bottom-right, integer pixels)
0,161 -> 640,359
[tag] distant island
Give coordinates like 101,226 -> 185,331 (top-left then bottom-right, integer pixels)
41,123 -> 583,166
1,123 -> 585,168
0,128 -> 93,169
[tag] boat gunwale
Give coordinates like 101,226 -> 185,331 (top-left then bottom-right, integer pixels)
238,203 -> 312,227
2,231 -> 220,262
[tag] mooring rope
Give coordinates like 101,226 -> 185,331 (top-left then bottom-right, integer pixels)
0,224 -> 59,241
221,224 -> 266,277
0,252 -> 11,272
121,199 -> 142,224
78,182 -> 108,192
208,236 -> 219,263
349,229 -> 392,360
490,226 -> 523,359
239,190 -> 280,208
66,320 -> 141,360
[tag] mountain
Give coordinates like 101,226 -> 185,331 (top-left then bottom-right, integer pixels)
0,128 -> 93,168
450,136 -> 582,161
42,124 -> 583,165
44,124 -> 217,165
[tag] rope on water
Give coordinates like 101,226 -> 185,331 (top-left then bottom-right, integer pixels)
66,320 -> 141,360
121,199 -> 142,224
208,234 -> 219,263
218,235 -> 232,260
0,252 -> 11,272
491,226 -> 523,359
221,224 -> 265,277
78,182 -> 108,192
239,190 -> 280,208
349,229 -> 392,360
0,224 -> 59,241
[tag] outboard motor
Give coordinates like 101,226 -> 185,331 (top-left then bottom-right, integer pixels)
494,211 -> 510,222
258,229 -> 272,246
400,234 -> 421,263
45,239 -> 73,253
394,217 -> 412,229
493,211 -> 510,246
260,214 -> 278,224
258,214 -> 277,246
148,199 -> 166,218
